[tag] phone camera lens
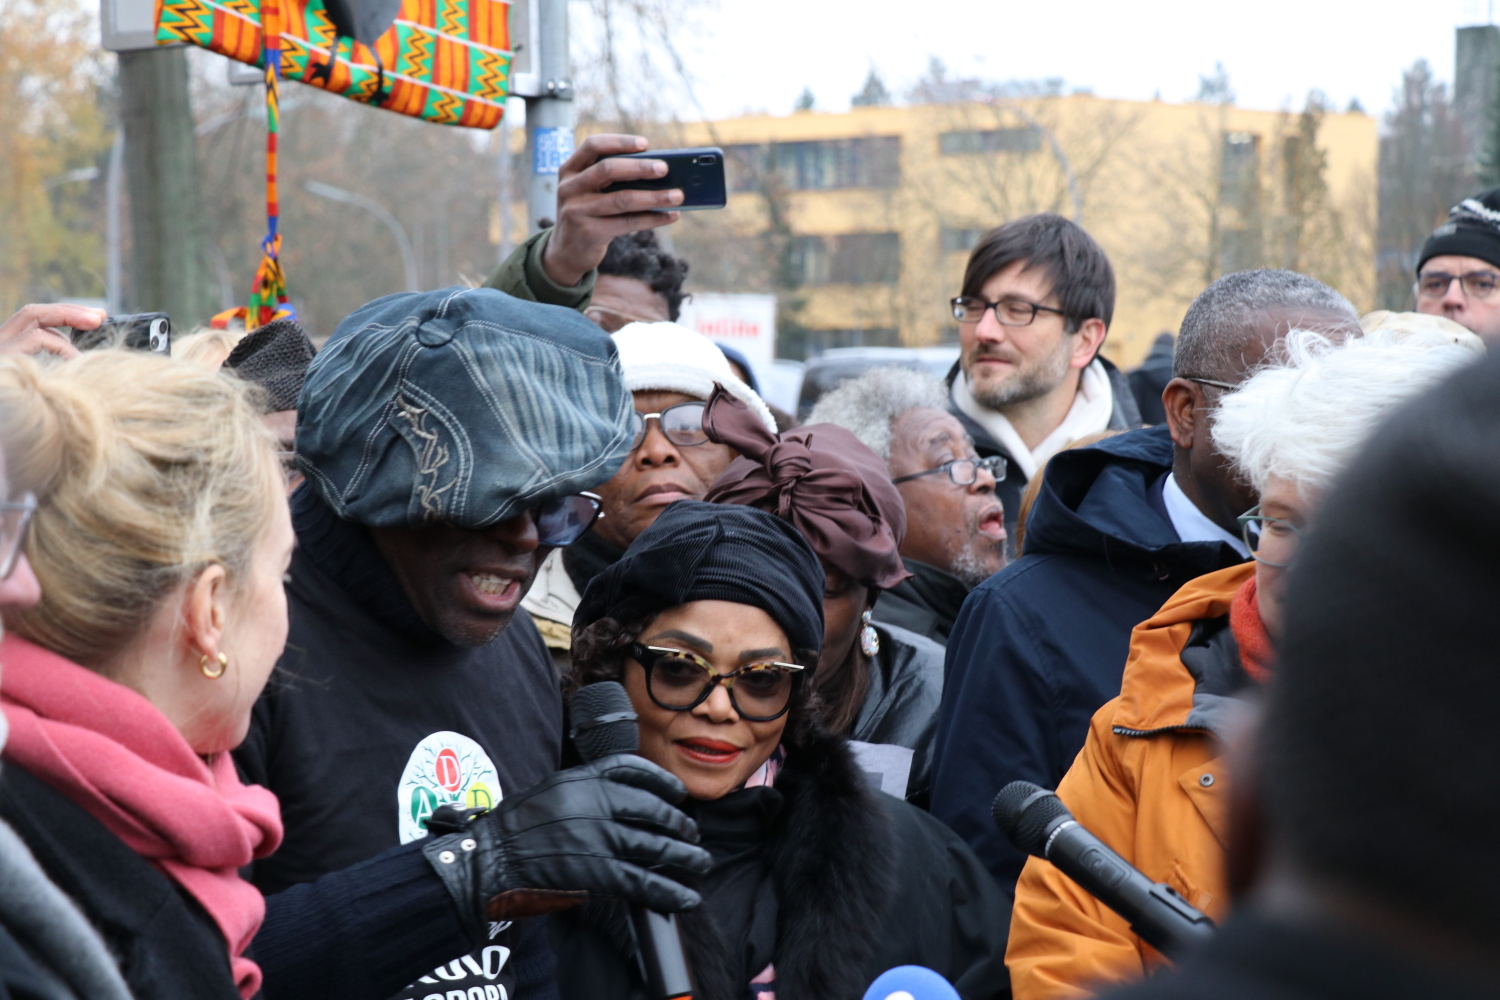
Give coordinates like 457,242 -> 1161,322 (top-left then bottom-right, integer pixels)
697,155 -> 717,165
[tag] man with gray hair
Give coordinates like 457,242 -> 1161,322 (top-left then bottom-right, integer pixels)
930,269 -> 1361,894
810,367 -> 1007,644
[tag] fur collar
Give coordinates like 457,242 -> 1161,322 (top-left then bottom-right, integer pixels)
584,729 -> 896,1000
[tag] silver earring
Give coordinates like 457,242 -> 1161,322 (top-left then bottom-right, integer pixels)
859,610 -> 880,658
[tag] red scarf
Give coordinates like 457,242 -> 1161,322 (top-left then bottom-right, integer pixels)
0,635 -> 283,998
1229,574 -> 1275,683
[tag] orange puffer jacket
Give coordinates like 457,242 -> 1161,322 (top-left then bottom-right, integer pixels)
1005,563 -> 1257,1000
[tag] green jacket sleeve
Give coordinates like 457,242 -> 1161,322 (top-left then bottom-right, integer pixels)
482,228 -> 596,311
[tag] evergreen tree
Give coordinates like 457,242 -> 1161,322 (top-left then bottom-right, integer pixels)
794,87 -> 815,112
851,69 -> 892,107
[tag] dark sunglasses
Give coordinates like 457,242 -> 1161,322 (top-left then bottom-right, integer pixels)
629,642 -> 804,722
533,491 -> 604,547
629,401 -> 709,451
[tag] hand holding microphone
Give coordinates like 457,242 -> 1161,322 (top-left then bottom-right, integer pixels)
419,683 -> 711,949
992,781 -> 1215,959
570,681 -> 699,1000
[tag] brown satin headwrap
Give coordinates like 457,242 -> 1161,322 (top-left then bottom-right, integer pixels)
702,384 -> 912,590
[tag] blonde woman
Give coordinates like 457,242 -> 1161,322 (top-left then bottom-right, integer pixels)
0,348 -> 291,999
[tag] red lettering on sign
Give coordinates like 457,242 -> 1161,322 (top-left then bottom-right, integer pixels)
435,748 -> 462,791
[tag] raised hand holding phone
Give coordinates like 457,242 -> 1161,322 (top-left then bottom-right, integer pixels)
543,134 -> 685,288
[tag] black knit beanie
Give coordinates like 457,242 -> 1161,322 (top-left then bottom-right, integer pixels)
224,318 -> 316,412
1416,187 -> 1500,274
576,500 -> 825,661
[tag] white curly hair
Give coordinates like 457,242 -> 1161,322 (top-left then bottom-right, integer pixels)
1212,325 -> 1483,499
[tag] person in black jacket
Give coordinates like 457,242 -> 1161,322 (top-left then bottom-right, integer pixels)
1126,332 -> 1174,426
930,269 -> 1362,893
1106,297 -> 1500,1000
943,214 -> 1142,552
555,500 -> 1012,1000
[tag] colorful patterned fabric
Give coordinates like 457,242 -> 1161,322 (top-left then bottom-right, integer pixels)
156,0 -> 511,129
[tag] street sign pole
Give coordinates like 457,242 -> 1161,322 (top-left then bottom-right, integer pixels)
511,0 -> 572,234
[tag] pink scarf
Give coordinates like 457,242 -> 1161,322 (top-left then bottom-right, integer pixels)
0,635 -> 283,998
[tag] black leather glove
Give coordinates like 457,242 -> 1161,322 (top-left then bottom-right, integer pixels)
421,754 -> 712,942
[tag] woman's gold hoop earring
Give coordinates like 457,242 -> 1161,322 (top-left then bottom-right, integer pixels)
200,652 -> 228,679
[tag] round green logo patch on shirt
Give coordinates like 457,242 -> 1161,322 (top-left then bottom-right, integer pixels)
397,730 -> 502,844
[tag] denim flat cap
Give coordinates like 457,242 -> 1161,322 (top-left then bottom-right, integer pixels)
297,287 -> 634,529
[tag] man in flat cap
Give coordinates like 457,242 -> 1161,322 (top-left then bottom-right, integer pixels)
234,287 -> 711,1000
1414,187 -> 1500,343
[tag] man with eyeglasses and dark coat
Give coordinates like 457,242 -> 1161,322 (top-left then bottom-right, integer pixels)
930,270 -> 1361,897
521,322 -> 777,669
1413,187 -> 1500,343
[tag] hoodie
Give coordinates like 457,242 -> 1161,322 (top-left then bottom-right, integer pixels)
927,427 -> 1244,892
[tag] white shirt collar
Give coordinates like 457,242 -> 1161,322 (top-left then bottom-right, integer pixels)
1162,473 -> 1250,558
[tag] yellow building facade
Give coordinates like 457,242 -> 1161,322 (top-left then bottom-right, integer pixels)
663,96 -> 1376,367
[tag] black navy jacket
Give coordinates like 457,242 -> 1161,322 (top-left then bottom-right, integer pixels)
1102,910 -> 1500,1000
0,765 -> 239,1000
927,428 -> 1243,893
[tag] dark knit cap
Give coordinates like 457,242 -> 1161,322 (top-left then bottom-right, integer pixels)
576,500 -> 825,660
224,318 -> 316,412
1265,346 -> 1500,942
1416,187 -> 1500,274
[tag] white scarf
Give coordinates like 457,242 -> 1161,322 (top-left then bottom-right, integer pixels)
952,359 -> 1116,481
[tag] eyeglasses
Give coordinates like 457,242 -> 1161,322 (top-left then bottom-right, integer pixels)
1181,376 -> 1239,392
0,493 -> 36,580
629,642 -> 805,722
1414,270 -> 1500,300
951,295 -> 1068,328
629,401 -> 708,452
583,304 -> 661,334
1237,504 -> 1301,569
892,455 -> 1007,487
533,492 -> 604,547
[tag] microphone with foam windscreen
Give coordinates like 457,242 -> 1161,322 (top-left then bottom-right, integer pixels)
571,681 -> 695,1000
992,781 -> 1215,959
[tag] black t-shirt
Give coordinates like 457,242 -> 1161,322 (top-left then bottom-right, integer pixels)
236,501 -> 563,1000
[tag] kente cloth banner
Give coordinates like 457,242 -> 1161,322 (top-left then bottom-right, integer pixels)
156,0 -> 512,129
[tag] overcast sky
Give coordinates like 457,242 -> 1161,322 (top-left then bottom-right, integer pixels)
659,0 -> 1498,121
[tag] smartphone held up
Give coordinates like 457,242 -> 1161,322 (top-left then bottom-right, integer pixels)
67,313 -> 172,356
601,147 -> 727,211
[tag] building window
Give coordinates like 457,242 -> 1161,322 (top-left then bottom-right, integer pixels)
939,128 -> 1042,155
1219,132 -> 1260,211
724,137 -> 901,192
791,233 -> 901,285
940,227 -> 987,253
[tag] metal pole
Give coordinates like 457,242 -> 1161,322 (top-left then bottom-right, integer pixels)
525,0 -> 573,234
106,128 -> 124,313
497,108 -> 512,264
303,180 -> 420,292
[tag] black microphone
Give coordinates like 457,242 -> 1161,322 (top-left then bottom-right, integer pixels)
992,781 -> 1215,959
571,682 -> 695,1000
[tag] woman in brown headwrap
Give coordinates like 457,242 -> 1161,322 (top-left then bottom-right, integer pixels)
702,386 -> 948,802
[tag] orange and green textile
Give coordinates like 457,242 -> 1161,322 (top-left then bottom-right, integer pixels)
156,0 -> 512,129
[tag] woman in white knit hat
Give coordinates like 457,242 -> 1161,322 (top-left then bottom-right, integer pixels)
523,322 -> 777,664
